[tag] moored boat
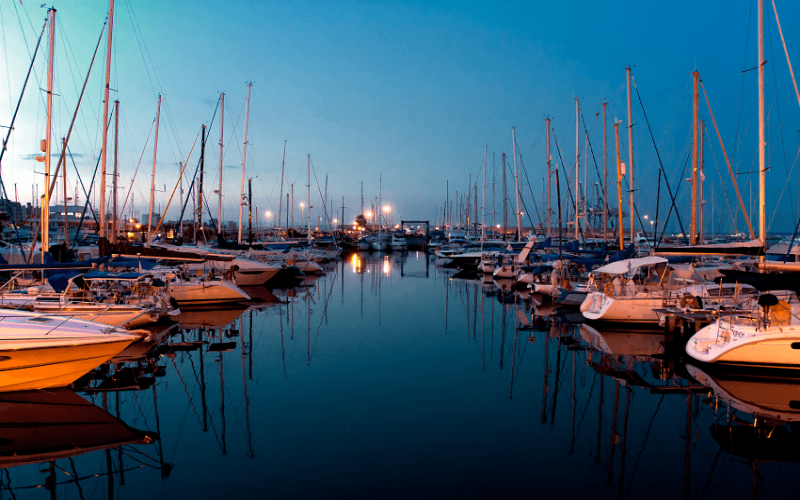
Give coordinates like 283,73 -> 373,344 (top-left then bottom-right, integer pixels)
0,310 -> 142,392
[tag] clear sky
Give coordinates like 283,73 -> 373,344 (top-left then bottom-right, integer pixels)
2,0 -> 800,236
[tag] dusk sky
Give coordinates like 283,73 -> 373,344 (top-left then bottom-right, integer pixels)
2,0 -> 800,235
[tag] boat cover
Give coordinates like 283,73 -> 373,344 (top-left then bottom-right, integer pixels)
593,256 -> 668,276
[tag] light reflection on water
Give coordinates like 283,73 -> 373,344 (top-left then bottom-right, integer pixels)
2,251 -> 800,499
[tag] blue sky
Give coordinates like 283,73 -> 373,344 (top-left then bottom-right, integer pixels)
2,0 -> 800,235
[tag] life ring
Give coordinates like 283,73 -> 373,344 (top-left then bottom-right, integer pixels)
679,294 -> 701,309
603,281 -> 614,296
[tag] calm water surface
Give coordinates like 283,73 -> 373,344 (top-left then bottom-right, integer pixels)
3,251 -> 800,499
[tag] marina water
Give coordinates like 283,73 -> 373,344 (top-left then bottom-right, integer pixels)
3,251 -> 799,499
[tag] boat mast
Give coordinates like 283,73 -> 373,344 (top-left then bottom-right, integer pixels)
62,138 -> 68,245
502,153 -> 508,240
615,121 -> 623,249
197,124 -> 206,242
307,154 -> 312,245
278,140 -> 286,232
603,101 -> 608,244
238,83 -> 252,245
546,117 -> 551,239
512,127 -> 521,242
218,93 -> 224,234
699,120 -> 705,244
626,66 -> 634,244
691,71 -> 699,245
492,153 -> 496,233
112,99 -> 119,243
758,0 -> 766,259
42,8 -> 55,261
574,98 -> 580,241
147,95 -> 161,246
481,145 -> 487,248
100,0 -> 114,240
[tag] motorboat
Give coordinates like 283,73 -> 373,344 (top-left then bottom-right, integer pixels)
157,269 -> 251,307
685,293 -> 800,368
0,310 -> 142,392
389,234 -> 408,251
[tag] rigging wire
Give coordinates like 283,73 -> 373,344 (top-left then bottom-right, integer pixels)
703,124 -> 736,236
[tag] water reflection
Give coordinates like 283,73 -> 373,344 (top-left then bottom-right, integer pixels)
4,251 -> 800,498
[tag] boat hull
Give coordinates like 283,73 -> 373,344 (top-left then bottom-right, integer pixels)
0,338 -> 136,392
580,292 -> 662,323
167,281 -> 250,306
687,320 -> 800,368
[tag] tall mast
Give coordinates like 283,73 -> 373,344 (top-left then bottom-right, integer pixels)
147,95 -> 161,246
626,66 -> 634,244
62,137 -> 68,245
603,102 -> 608,244
473,182 -> 477,238
691,71 -> 699,245
758,0 -> 765,257
502,153 -> 508,240
699,119 -> 705,244
112,100 -> 119,244
512,127 -> 521,242
218,93 -> 224,233
278,140 -> 286,232
198,124 -> 206,239
291,184 -> 294,234
492,153 -> 496,233
238,83 -> 252,245
248,178 -> 253,243
307,154 -> 312,245
615,121 -> 623,249
546,117 -> 551,239
574,98 -> 580,241
178,161 -> 183,239
100,0 -> 114,240
42,8 -> 55,261
481,145 -> 487,247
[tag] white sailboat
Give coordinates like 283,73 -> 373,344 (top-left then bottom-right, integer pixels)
686,0 -> 800,369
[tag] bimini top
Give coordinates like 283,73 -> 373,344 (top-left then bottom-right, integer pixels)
593,256 -> 668,276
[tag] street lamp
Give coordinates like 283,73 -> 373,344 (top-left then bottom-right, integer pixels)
383,205 -> 391,227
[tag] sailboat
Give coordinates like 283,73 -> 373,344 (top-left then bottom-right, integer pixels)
686,0 -> 800,369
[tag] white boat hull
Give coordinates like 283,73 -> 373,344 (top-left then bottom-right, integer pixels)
167,280 -> 250,306
580,292 -> 662,323
0,311 -> 140,392
686,319 -> 800,368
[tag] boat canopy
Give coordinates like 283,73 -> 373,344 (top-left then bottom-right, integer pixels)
0,256 -> 109,271
655,239 -> 763,256
593,256 -> 668,276
84,271 -> 147,281
46,272 -> 85,292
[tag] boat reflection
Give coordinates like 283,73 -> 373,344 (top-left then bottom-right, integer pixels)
0,389 -> 156,469
687,364 -> 800,423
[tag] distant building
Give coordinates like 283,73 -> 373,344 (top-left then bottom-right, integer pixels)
0,198 -> 28,223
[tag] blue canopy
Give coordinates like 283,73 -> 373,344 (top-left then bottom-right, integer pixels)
46,272 -> 84,293
0,256 -> 109,271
